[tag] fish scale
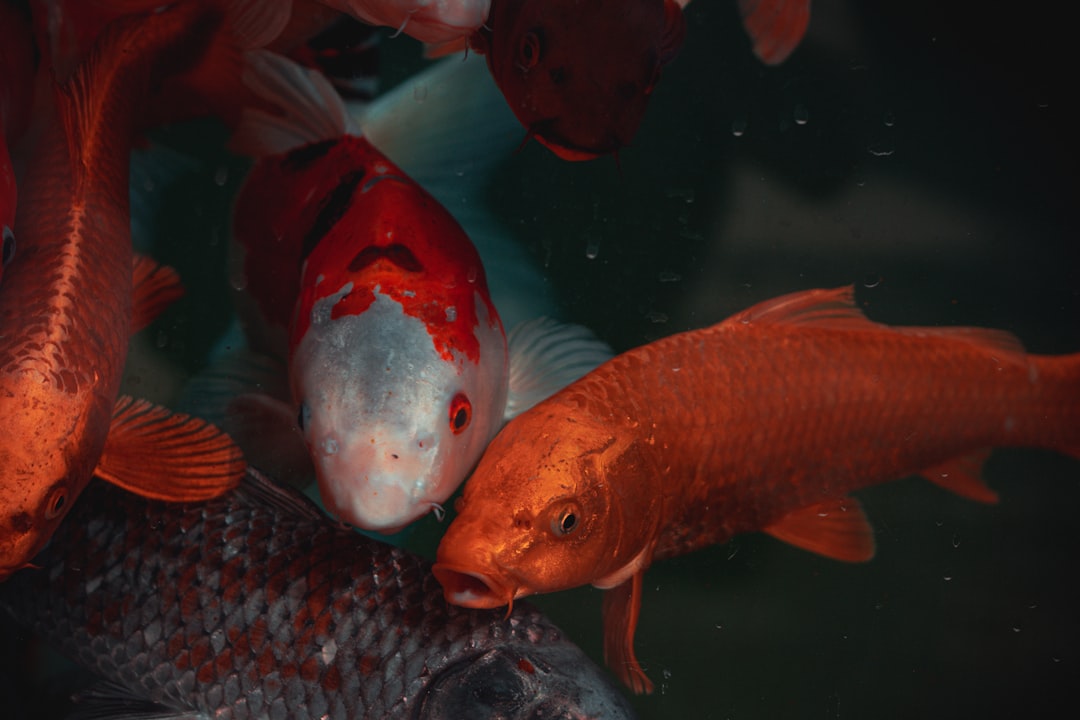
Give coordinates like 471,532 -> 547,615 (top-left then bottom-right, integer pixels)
0,471 -> 637,719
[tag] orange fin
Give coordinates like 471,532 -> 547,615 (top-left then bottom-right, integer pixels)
602,571 -> 653,694
131,254 -> 185,332
738,0 -> 811,65
923,450 -> 1000,504
764,497 -> 876,562
97,396 -> 246,501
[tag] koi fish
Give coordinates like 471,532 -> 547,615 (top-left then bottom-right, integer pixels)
467,0 -> 811,160
0,4 -> 252,582
225,51 -> 610,533
434,286 -> 1080,692
0,469 -> 638,719
0,0 -> 37,285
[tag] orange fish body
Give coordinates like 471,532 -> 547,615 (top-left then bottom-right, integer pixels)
434,286 -> 1080,692
0,5 -> 245,582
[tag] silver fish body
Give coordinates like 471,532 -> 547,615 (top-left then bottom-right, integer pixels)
0,469 -> 635,720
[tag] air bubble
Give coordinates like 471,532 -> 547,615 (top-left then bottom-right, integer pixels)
584,237 -> 600,260
863,274 -> 882,288
731,115 -> 747,137
793,104 -> 809,125
214,165 -> 229,187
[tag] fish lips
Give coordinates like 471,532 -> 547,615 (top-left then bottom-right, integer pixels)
432,561 -> 525,610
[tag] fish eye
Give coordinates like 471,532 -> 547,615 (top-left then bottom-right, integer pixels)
518,31 -> 541,70
2,226 -> 14,266
550,503 -> 581,536
449,393 -> 472,434
45,488 -> 68,520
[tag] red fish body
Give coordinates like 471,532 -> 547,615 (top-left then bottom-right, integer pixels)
434,286 -> 1080,692
0,5 -> 245,582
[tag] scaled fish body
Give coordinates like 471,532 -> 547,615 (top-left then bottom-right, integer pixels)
0,5 -> 245,582
434,286 -> 1080,692
0,471 -> 638,720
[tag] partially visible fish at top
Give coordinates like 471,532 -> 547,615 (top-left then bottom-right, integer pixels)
0,2 -> 256,582
467,0 -> 811,161
0,0 -> 37,285
223,51 -> 610,533
315,0 -> 490,45
434,286 -> 1080,692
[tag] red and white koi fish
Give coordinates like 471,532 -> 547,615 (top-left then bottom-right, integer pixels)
224,51 -> 610,533
0,3 -> 250,582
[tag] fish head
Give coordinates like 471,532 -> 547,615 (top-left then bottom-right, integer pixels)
0,376 -> 98,580
416,636 -> 637,720
475,0 -> 686,160
434,402 -> 660,608
291,283 -> 508,535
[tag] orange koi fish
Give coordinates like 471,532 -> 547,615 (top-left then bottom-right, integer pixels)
0,0 -> 37,285
434,286 -> 1080,692
225,51 -> 609,533
467,0 -> 810,161
0,3 -> 250,581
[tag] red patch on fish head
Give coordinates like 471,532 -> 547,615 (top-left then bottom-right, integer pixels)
290,140 -> 498,364
484,0 -> 685,160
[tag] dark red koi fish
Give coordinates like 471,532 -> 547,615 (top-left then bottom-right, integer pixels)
467,0 -> 810,161
0,0 -> 37,285
434,286 -> 1080,692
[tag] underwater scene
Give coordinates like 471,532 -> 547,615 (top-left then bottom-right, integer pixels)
1,0 -> 1078,718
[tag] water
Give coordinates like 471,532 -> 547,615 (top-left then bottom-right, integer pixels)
4,1 -> 1079,718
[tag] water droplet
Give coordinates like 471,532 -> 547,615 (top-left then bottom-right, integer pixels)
883,110 -> 896,127
413,84 -> 428,102
662,669 -> 672,680
943,572 -> 953,582
213,165 -> 229,187
952,531 -> 961,548
731,115 -> 747,137
584,237 -> 600,260
155,329 -> 168,349
793,104 -> 809,126
645,311 -> 668,324
1011,625 -> 1021,633
863,273 -> 882,288
867,142 -> 895,157
657,270 -> 682,283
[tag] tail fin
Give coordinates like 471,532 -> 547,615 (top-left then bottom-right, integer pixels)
1038,352 -> 1080,460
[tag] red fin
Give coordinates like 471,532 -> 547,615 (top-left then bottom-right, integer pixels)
923,450 -> 1000,504
225,393 -> 313,489
764,497 -> 876,562
602,571 -> 653,694
97,396 -> 246,501
131,254 -> 185,332
738,0 -> 811,65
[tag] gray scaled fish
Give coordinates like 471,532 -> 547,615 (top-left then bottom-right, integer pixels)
0,469 -> 636,720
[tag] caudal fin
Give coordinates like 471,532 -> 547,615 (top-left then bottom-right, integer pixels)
1038,352 -> 1080,460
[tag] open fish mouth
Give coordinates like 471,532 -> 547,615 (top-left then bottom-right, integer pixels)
432,563 -> 517,609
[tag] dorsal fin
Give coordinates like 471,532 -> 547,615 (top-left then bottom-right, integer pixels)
231,49 -> 358,157
727,286 -> 879,330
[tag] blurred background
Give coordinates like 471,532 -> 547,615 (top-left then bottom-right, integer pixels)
4,0 -> 1078,717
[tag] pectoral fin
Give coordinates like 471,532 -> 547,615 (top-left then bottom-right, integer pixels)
763,496 -> 876,562
602,571 -> 653,694
131,254 -> 184,333
96,396 -> 245,501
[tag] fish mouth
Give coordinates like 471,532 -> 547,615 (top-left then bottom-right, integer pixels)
527,119 -> 619,162
432,563 -> 517,609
